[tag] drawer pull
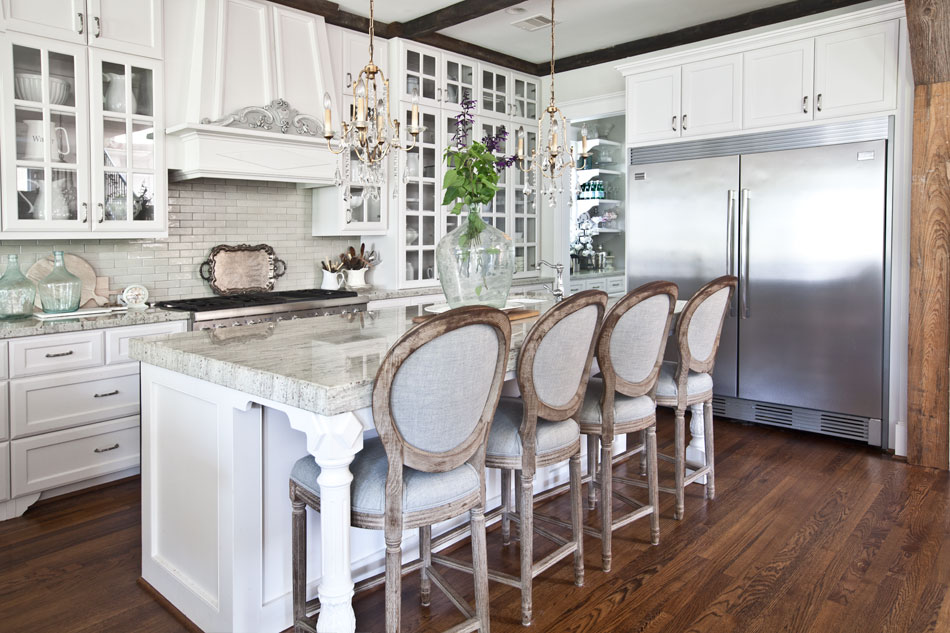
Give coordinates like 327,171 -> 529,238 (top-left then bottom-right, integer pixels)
45,350 -> 75,358
93,390 -> 120,398
94,443 -> 119,453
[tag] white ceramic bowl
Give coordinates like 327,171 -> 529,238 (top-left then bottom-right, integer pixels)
14,74 -> 71,105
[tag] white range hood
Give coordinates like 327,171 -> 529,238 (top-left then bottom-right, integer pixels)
163,0 -> 339,185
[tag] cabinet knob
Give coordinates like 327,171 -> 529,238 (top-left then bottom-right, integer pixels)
682,114 -> 688,131
77,12 -> 84,34
817,93 -> 822,112
802,95 -> 809,113
93,16 -> 101,38
672,115 -> 677,131
437,88 -> 442,102
94,443 -> 119,453
98,203 -> 105,223
81,202 -> 88,223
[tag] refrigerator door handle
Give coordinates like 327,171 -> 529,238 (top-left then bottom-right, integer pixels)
739,188 -> 751,319
727,189 -> 738,316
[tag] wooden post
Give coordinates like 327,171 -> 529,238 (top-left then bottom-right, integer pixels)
906,0 -> 950,470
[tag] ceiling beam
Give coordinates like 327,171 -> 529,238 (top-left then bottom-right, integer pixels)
411,32 -> 539,75
269,0 -> 386,35
541,0 -> 874,75
391,0 -> 526,38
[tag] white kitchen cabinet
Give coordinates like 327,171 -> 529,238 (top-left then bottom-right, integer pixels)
0,33 -> 166,237
10,362 -> 140,438
626,66 -> 681,143
400,102 -> 441,286
0,442 -> 8,502
2,0 -> 161,58
10,414 -> 139,496
512,126 -> 539,276
0,385 -> 8,442
680,54 -> 742,137
511,72 -> 540,122
104,320 -> 186,364
743,39 -> 814,129
479,63 -> 509,117
9,330 -> 104,377
441,54 -> 475,112
336,27 -> 388,99
814,21 -> 898,119
398,41 -> 440,108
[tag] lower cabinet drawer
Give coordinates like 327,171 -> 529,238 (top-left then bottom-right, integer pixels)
105,321 -> 187,365
568,281 -> 585,295
0,442 -> 9,502
11,416 -> 140,497
607,276 -> 625,293
11,364 -> 140,439
10,330 -> 105,378
586,279 -> 607,291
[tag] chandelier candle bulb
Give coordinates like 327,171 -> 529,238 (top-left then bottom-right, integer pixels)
323,92 -> 333,136
411,90 -> 420,128
581,125 -> 589,156
517,127 -> 525,158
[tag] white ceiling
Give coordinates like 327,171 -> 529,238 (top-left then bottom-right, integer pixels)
335,0 -> 796,64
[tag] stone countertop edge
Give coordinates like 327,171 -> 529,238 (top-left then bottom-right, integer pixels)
570,270 -> 625,280
129,334 -> 375,417
359,276 -> 555,302
0,308 -> 191,340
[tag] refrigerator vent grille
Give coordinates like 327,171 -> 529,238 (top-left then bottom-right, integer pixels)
629,117 -> 889,165
633,172 -> 646,181
714,396 -> 871,443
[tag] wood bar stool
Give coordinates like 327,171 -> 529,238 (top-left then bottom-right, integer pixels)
655,275 -> 737,520
576,281 -> 678,572
289,306 -> 512,633
438,290 -> 607,626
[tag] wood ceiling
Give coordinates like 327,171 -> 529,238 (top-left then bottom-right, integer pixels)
274,0 -> 876,76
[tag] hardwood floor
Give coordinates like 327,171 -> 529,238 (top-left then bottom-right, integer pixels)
1,415 -> 948,633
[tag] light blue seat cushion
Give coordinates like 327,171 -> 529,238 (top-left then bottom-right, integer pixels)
486,397 -> 580,459
291,436 -> 480,517
576,376 -> 655,426
656,361 -> 714,398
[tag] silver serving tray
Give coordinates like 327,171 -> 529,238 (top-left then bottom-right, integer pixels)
199,244 -> 287,295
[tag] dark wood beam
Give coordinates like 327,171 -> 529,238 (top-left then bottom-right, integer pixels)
391,0 -> 526,38
907,0 -> 950,471
542,0 -> 874,74
269,0 -> 386,36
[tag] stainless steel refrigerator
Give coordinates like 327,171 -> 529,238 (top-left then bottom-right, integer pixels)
627,119 -> 890,445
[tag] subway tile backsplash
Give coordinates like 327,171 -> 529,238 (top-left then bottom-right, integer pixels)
0,179 -> 358,301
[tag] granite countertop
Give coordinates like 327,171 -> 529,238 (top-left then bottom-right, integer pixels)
130,297 -> 555,417
571,270 -> 625,280
360,276 -> 555,302
0,307 -> 190,340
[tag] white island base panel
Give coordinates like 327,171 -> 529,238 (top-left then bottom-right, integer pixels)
140,364 -> 710,633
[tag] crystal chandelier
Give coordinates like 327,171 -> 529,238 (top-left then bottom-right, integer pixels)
322,0 -> 425,202
516,0 -> 586,206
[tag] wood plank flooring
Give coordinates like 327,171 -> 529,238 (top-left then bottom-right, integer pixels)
1,415 -> 948,633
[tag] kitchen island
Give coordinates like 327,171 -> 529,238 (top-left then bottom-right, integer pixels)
130,298 -> 549,633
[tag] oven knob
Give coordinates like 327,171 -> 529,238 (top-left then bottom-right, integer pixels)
232,321 -> 242,327
291,315 -> 299,320
276,316 -> 285,322
323,311 -> 332,316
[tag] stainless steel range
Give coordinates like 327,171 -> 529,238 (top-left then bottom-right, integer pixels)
156,288 -> 369,330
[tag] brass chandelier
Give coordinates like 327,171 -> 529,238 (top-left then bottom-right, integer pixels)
516,0 -> 586,205
322,0 -> 424,201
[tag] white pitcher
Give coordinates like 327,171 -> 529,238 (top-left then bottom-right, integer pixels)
18,179 -> 71,220
22,120 -> 69,162
103,72 -> 137,113
344,268 -> 368,288
321,269 -> 344,290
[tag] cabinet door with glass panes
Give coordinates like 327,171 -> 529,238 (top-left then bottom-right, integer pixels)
511,74 -> 540,122
89,49 -> 163,232
399,103 -> 440,286
475,117 -> 511,235
440,55 -> 475,112
479,65 -> 509,117
512,126 -> 539,276
400,43 -> 440,109
1,35 -> 91,231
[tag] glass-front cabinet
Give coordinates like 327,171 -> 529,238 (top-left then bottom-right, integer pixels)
402,44 -> 439,108
400,104 -> 439,285
513,127 -> 539,275
512,74 -> 541,122
0,33 -> 165,237
3,37 -> 90,231
441,56 -> 474,111
89,49 -> 163,231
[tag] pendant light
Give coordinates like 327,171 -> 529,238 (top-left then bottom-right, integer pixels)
516,0 -> 582,205
322,0 -> 425,201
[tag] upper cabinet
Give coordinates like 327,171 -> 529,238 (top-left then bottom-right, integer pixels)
814,21 -> 898,120
1,0 -> 162,58
622,17 -> 901,145
743,39 -> 814,128
0,33 -> 165,236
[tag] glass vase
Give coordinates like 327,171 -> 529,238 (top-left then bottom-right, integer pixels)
0,254 -> 36,320
437,206 -> 514,309
38,251 -> 81,313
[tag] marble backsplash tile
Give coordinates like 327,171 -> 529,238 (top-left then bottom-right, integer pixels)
0,178 -> 358,301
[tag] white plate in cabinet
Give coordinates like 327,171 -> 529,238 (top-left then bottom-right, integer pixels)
814,21 -> 898,120
10,415 -> 139,497
743,40 -> 814,129
11,363 -> 139,438
10,331 -> 104,378
0,442 -> 9,502
680,54 -> 742,137
105,321 -> 186,365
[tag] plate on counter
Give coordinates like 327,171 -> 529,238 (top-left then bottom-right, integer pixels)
424,300 -> 524,314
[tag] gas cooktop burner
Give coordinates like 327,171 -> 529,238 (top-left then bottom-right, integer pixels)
156,288 -> 360,313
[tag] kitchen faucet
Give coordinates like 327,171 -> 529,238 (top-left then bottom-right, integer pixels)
538,260 -> 565,302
